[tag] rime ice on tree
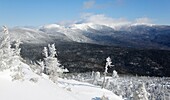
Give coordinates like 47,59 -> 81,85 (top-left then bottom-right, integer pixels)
92,71 -> 100,85
0,26 -> 36,81
102,57 -> 114,88
112,70 -> 119,78
40,43 -> 68,83
0,26 -> 12,70
133,83 -> 149,100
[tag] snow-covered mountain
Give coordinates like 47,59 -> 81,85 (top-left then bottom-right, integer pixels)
40,24 -> 94,43
9,27 -> 52,43
69,23 -> 170,49
1,23 -> 170,49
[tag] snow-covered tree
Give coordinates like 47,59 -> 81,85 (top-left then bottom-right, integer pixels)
92,71 -> 100,85
112,70 -> 119,78
0,26 -> 13,70
48,43 -> 56,57
9,39 -> 27,81
0,26 -> 20,69
11,64 -> 24,81
0,26 -> 30,81
42,47 -> 48,58
29,60 -> 44,76
102,57 -> 113,88
41,43 -> 68,83
13,39 -> 21,56
91,71 -> 94,78
37,60 -> 45,74
106,57 -> 112,69
133,83 -> 149,100
0,26 -> 22,80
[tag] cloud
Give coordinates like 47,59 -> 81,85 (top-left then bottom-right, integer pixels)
58,13 -> 154,28
83,0 -> 95,9
135,17 -> 152,24
80,13 -> 131,27
79,13 -> 154,27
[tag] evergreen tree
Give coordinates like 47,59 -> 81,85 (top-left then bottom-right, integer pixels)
0,26 -> 29,81
112,70 -> 119,78
13,39 -> 21,57
41,44 -> 68,83
92,71 -> 100,85
102,57 -> 113,88
42,47 -> 48,58
48,43 -> 56,57
133,83 -> 149,100
0,26 -> 13,70
37,59 -> 45,75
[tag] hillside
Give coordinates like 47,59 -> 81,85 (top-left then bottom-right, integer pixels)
0,63 -> 122,100
20,42 -> 170,77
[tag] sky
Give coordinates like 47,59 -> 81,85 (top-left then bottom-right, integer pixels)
0,0 -> 170,27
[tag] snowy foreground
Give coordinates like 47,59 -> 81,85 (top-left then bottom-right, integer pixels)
70,73 -> 170,100
0,68 -> 122,100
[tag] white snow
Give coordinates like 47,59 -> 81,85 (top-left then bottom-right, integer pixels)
58,79 -> 122,100
0,74 -> 76,100
0,27 -> 51,44
70,23 -> 91,31
0,60 -> 122,100
70,23 -> 111,31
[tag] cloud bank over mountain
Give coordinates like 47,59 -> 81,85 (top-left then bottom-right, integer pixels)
58,13 -> 153,28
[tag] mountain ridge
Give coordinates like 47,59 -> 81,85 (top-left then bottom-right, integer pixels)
0,23 -> 170,50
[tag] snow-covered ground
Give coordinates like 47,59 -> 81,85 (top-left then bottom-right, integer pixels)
0,68 -> 122,100
58,78 -> 122,100
69,73 -> 170,100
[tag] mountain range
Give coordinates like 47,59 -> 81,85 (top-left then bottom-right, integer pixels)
0,23 -> 170,76
0,23 -> 169,50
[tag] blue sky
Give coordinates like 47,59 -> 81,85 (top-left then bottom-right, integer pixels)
0,0 -> 170,27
